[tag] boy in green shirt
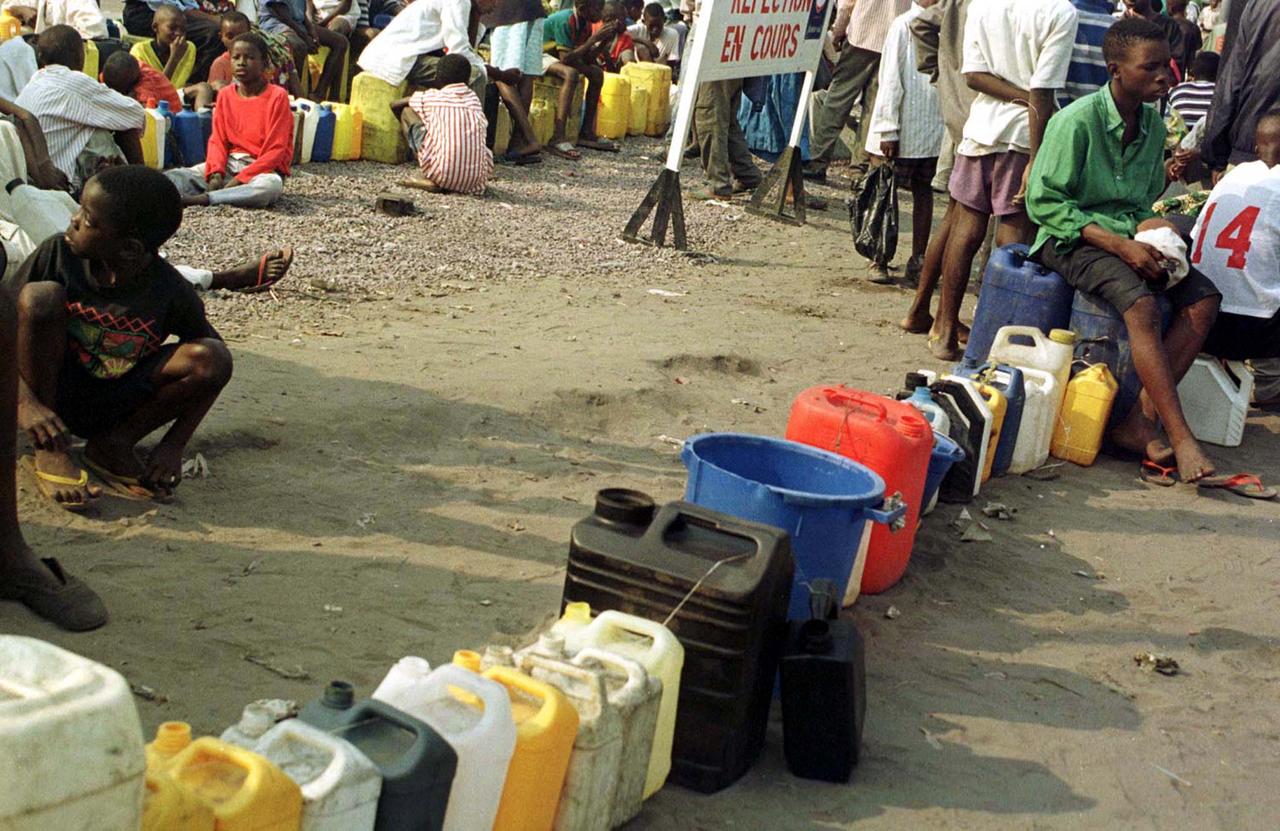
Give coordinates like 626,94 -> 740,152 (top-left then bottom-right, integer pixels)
1026,17 -> 1220,483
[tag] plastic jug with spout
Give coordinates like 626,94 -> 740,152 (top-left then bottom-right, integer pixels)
173,102 -> 204,165
253,718 -> 382,831
141,97 -> 164,169
221,700 -> 298,750
0,637 -> 147,831
1009,367 -> 1059,474
1051,363 -> 1118,465
1176,357 -> 1253,447
989,326 -> 1075,389
311,103 -> 336,162
565,610 -> 682,798
779,580 -> 866,783
166,737 -> 303,831
296,99 -> 319,163
969,381 -> 1007,483
291,104 -> 305,164
928,387 -> 976,503
905,386 -> 950,435
516,652 -> 621,831
331,699 -> 457,831
374,662 -> 516,831
146,720 -> 194,770
298,680 -> 358,733
484,665 -> 578,831
570,648 -> 659,828
156,100 -> 175,167
932,377 -> 992,500
372,656 -> 431,702
963,244 -> 1075,364
324,102 -> 355,159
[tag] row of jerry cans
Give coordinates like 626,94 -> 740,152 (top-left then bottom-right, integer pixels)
290,99 -> 363,164
141,100 -> 212,170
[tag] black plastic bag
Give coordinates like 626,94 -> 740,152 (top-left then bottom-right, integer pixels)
848,165 -> 899,264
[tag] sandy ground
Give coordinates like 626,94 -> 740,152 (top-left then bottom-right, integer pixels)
7,139 -> 1280,829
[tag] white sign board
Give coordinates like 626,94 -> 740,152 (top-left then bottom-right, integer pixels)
691,0 -> 832,82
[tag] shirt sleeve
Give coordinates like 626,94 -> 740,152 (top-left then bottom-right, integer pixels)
1028,4 -> 1079,89
910,0 -> 942,82
959,5 -> 987,75
1025,113 -> 1096,252
831,0 -> 855,40
441,0 -> 486,82
235,92 -> 294,181
867,20 -> 906,142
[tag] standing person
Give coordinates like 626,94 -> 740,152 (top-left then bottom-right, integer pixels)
1168,50 -> 1218,129
862,0 -> 943,285
121,0 -> 226,84
1197,0 -> 1220,42
1121,0 -> 1186,77
357,0 -> 491,99
803,0 -> 911,183
257,0 -> 349,102
483,0 -> 545,158
1027,18 -> 1220,482
1165,0 -> 1201,74
1062,0 -> 1117,106
914,0 -> 1078,360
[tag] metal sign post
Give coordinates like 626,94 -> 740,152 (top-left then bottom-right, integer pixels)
623,0 -> 834,249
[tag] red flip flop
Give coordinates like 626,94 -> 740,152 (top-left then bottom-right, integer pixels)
1197,473 -> 1277,499
1139,460 -> 1179,487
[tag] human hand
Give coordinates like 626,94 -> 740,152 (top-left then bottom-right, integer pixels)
33,160 -> 71,193
20,397 -> 69,452
1212,167 -> 1226,185
879,140 -> 898,160
207,172 -> 225,191
143,442 -> 183,494
169,32 -> 187,53
1116,239 -> 1167,283
504,67 -> 523,85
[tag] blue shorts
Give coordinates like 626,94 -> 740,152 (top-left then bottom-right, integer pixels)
489,19 -> 546,76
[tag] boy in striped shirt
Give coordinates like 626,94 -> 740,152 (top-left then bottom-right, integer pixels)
393,53 -> 492,195
1168,51 -> 1217,130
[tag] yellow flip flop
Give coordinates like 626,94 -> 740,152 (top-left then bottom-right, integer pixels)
82,455 -> 168,502
21,457 -> 94,513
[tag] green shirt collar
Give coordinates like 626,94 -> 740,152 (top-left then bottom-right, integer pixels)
1101,82 -> 1148,141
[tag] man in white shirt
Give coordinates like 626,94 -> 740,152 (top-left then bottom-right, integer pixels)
627,2 -> 678,73
804,0 -> 911,182
14,26 -> 144,191
357,0 -> 495,98
1,0 -> 107,40
1198,112 -> 1280,365
918,0 -> 1077,361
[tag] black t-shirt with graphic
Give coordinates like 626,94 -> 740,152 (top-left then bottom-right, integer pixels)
10,235 -> 216,381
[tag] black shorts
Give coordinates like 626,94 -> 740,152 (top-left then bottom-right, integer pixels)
55,347 -> 171,439
1033,240 -> 1221,315
1203,310 -> 1280,360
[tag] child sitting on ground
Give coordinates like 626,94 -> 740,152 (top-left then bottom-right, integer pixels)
208,11 -> 301,96
165,32 -> 292,209
130,5 -> 214,110
392,52 -> 492,194
5,165 -> 232,508
102,50 -> 181,111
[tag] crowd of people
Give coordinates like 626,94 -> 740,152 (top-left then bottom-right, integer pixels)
0,0 -> 1275,634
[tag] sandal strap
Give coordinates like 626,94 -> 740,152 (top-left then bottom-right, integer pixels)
34,467 -> 89,487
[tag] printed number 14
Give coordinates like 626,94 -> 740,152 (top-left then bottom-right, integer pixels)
1191,203 -> 1261,269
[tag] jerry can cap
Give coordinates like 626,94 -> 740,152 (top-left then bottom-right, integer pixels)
1049,329 -> 1077,345
594,488 -> 655,526
321,680 -> 355,709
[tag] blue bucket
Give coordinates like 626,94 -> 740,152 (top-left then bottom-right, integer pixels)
681,433 -> 905,620
923,433 -> 965,514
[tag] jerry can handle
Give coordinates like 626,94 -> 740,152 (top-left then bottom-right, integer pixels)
820,387 -> 887,421
864,491 -> 907,531
807,579 -> 839,621
646,500 -> 765,557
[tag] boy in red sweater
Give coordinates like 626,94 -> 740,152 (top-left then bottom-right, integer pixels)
164,33 -> 292,209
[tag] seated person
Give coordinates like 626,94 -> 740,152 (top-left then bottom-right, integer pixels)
257,0 -> 347,102
483,0 -> 548,160
623,0 -> 640,25
392,52 -> 492,194
356,0 -> 489,99
2,0 -> 108,39
314,0 -> 359,42
1168,50 -> 1217,131
208,11 -> 301,96
130,4 -> 215,109
627,2 -> 679,74
5,165 -> 233,508
102,49 -> 182,110
1026,18 -> 1220,483
544,0 -> 618,152
165,32 -> 291,208
121,0 -> 225,84
0,94 -> 74,192
591,0 -> 634,74
15,26 -> 145,191
352,0 -> 399,56
1197,112 -> 1280,363
0,287 -> 106,629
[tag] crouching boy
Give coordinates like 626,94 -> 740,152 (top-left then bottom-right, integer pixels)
6,165 -> 232,508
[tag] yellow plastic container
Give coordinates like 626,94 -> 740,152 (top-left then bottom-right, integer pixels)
528,99 -> 555,148
493,105 -> 512,156
350,72 -> 408,164
167,738 -> 302,831
484,666 -> 578,831
627,86 -> 648,136
532,74 -> 584,143
1051,363 -> 1118,466
595,72 -> 630,140
146,721 -> 195,770
620,62 -> 672,137
82,38 -> 98,80
322,101 -> 361,160
0,12 -> 21,40
143,771 -> 216,831
977,384 -> 1007,483
305,46 -> 349,101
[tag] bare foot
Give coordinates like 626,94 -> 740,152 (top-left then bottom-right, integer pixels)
928,335 -> 964,362
1172,437 -> 1215,483
210,247 -> 294,292
1109,411 -> 1175,465
398,176 -> 443,193
31,448 -> 99,508
899,310 -> 933,334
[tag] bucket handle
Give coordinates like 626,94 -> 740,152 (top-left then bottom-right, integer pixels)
865,491 -> 907,532
820,387 -> 887,421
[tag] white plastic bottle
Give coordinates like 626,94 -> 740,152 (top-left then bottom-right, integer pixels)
0,636 -> 146,831
371,656 -> 431,702
1009,367 -> 1059,473
517,653 -> 621,831
374,662 -> 516,831
568,610 -> 683,799
570,648 -> 660,828
220,699 -> 297,749
253,719 -> 382,831
294,99 -> 319,163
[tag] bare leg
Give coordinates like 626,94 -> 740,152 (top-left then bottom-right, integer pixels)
208,247 -> 294,291
14,284 -> 99,507
84,339 -> 233,495
495,79 -> 540,154
541,62 -> 581,158
313,25 -> 349,102
901,197 -> 956,333
929,201 -> 990,360
185,82 -> 216,109
910,178 -> 933,263
577,64 -> 604,143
